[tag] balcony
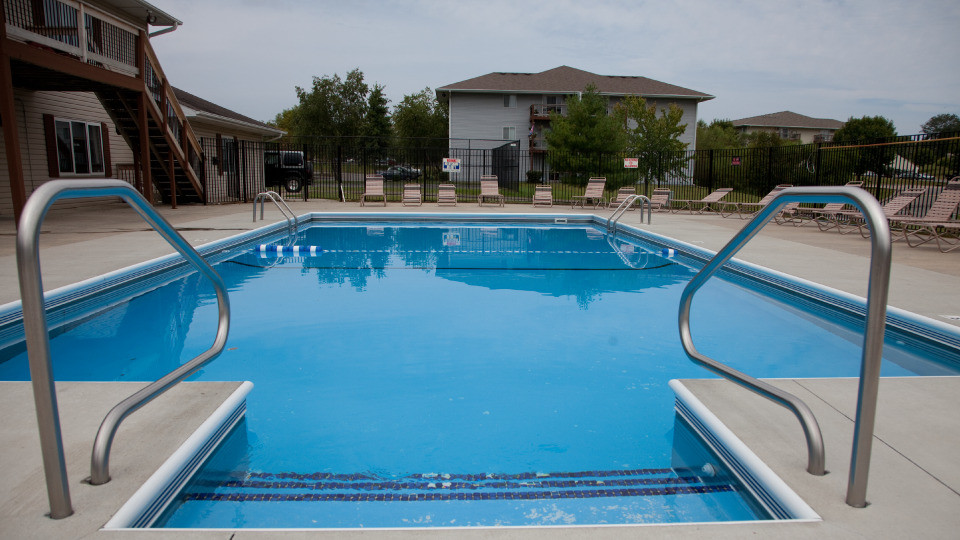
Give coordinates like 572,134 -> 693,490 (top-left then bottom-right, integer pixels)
530,103 -> 566,121
4,0 -> 140,77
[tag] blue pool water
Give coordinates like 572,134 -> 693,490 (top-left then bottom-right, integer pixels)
2,221 -> 958,528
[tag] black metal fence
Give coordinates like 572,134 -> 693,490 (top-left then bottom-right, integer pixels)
197,134 -> 960,218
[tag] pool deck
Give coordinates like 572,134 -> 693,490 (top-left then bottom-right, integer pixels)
1,199 -> 959,538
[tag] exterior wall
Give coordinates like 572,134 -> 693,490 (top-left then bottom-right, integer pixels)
737,126 -> 837,144
448,92 -> 531,151
448,91 -> 701,153
0,90 -> 134,217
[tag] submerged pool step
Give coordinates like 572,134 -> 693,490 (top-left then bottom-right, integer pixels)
182,468 -> 737,503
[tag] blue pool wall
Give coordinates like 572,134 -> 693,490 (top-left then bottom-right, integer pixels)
1,211 -> 959,366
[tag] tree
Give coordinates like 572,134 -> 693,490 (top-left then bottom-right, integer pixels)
832,115 -> 896,144
696,119 -> 744,150
363,83 -> 392,156
615,96 -> 689,184
291,68 -> 369,143
391,87 -> 448,149
921,113 -> 960,137
833,115 -> 898,178
544,84 -> 626,183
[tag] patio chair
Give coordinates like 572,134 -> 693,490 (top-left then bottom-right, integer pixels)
572,177 -> 607,208
437,183 -> 457,206
478,175 -> 504,206
719,184 -> 792,219
402,183 -> 422,206
650,188 -> 672,211
816,187 -> 927,236
532,184 -> 553,207
775,181 -> 863,226
892,178 -> 960,251
607,187 -> 637,209
360,175 -> 386,207
670,187 -> 733,214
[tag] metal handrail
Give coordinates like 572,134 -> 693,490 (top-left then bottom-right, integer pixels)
253,191 -> 297,237
607,194 -> 651,233
677,186 -> 891,508
16,180 -> 231,518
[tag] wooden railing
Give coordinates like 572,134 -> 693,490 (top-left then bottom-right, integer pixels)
4,0 -> 139,75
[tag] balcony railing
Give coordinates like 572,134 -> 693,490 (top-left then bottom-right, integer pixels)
530,103 -> 567,119
4,0 -> 139,75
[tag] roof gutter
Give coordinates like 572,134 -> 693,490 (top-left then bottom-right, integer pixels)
148,21 -> 179,38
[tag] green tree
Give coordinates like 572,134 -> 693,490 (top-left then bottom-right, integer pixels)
544,84 -> 626,183
921,113 -> 960,137
392,87 -> 448,148
291,68 -> 369,143
363,83 -> 392,156
833,115 -> 897,178
696,119 -> 744,150
615,96 -> 689,184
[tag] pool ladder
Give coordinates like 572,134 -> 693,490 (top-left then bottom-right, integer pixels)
253,191 -> 298,238
607,194 -> 651,234
678,186 -> 891,508
15,180 -> 231,519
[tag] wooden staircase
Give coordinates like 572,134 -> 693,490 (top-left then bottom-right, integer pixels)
96,32 -> 205,205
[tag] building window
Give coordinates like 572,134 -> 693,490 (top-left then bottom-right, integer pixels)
54,119 -> 104,175
503,94 -> 516,108
502,126 -> 516,140
546,95 -> 558,105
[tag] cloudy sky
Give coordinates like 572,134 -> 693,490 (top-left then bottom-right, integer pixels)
149,0 -> 960,135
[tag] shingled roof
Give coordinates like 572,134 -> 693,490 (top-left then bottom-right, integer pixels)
438,66 -> 713,101
732,111 -> 844,130
173,87 -> 282,135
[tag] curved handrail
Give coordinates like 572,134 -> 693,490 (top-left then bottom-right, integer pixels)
607,194 -> 651,233
16,180 -> 230,515
253,191 -> 297,238
677,186 -> 891,508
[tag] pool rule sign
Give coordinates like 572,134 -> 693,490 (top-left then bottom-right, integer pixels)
442,158 -> 461,173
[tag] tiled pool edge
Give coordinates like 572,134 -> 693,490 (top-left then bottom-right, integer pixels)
669,379 -> 820,522
103,381 -> 254,529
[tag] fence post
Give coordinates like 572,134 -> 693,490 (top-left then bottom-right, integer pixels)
336,145 -> 344,202
708,149 -> 714,192
815,143 -> 822,185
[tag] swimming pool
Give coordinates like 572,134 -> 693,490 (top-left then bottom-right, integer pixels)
3,213 -> 959,529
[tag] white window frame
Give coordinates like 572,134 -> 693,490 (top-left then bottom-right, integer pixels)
502,126 -> 517,140
54,117 -> 104,175
503,94 -> 516,108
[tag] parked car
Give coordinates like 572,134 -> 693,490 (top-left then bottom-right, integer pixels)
378,165 -> 421,181
264,150 -> 313,193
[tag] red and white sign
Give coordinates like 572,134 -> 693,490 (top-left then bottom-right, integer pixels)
623,158 -> 639,169
732,156 -> 741,166
442,158 -> 461,173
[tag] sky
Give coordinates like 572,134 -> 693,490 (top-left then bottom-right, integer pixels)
148,0 -> 960,135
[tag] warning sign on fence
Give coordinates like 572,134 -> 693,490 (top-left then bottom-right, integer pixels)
624,158 -> 639,168
442,158 -> 461,173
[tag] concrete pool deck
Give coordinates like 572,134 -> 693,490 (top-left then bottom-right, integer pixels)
0,199 -> 958,538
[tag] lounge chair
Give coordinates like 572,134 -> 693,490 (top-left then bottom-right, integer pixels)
719,184 -> 792,218
437,183 -> 457,206
478,175 -> 504,206
816,187 -> 926,236
572,177 -> 606,208
670,187 -> 733,214
892,178 -> 960,251
360,174 -> 386,206
650,188 -> 671,211
775,181 -> 863,226
532,184 -> 553,207
607,187 -> 636,209
402,183 -> 422,206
